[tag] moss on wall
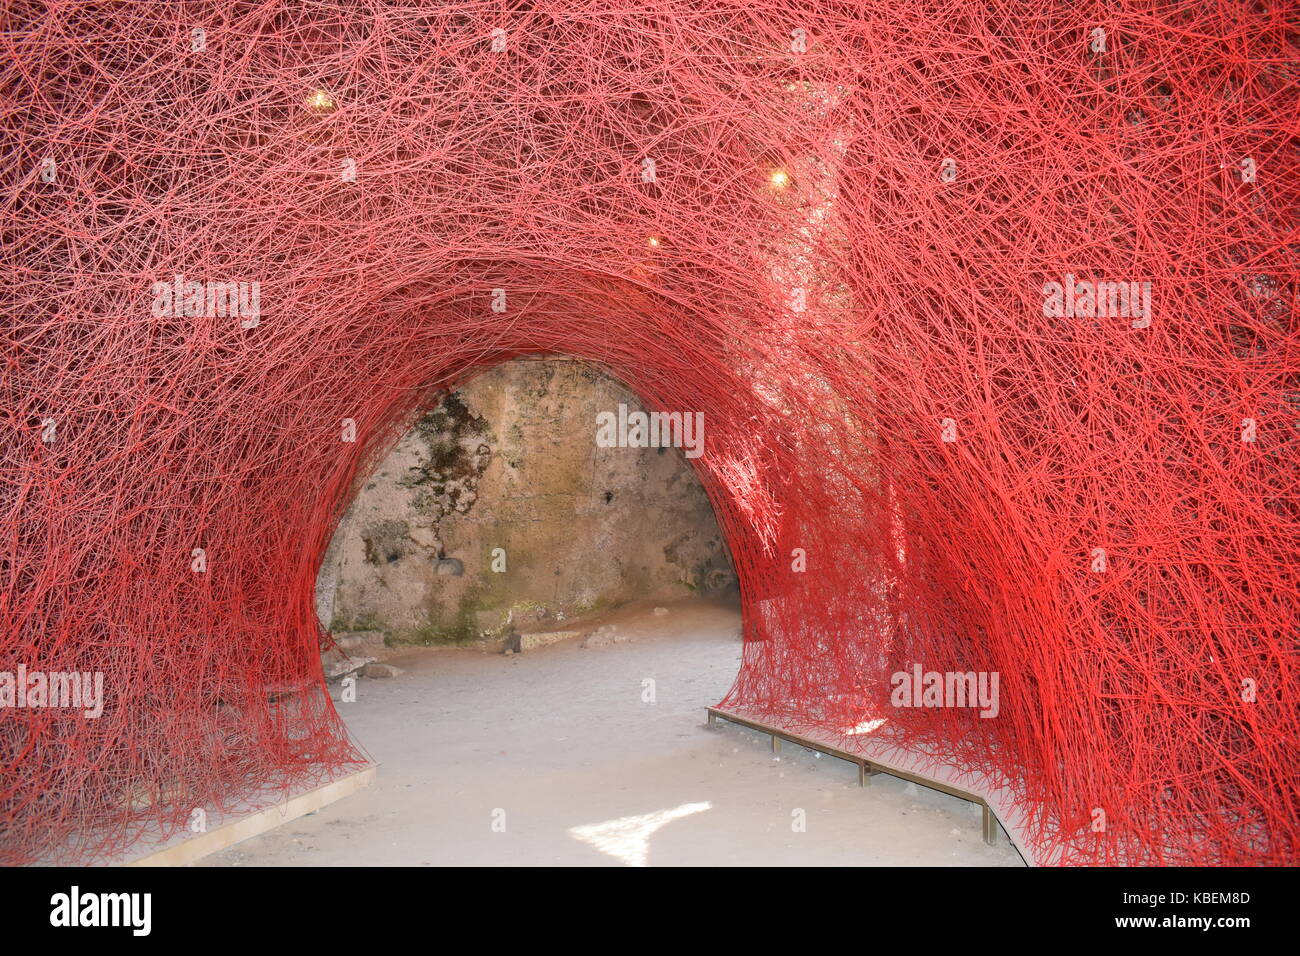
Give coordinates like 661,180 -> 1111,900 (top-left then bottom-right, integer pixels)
400,392 -> 493,520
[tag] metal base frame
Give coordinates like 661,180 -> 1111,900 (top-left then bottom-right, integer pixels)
707,707 -> 1001,846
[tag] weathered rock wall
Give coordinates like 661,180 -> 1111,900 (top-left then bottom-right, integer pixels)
317,359 -> 734,643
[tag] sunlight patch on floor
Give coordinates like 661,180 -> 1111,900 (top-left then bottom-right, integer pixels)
567,801 -> 712,866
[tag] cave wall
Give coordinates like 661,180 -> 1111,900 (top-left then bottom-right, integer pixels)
316,359 -> 735,643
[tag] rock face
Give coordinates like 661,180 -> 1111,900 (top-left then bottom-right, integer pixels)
332,630 -> 388,659
320,630 -> 389,680
317,359 -> 736,645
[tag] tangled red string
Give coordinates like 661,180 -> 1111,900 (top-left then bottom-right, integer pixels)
2,1 -> 1296,865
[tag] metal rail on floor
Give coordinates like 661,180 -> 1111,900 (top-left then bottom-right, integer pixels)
706,707 -> 1001,846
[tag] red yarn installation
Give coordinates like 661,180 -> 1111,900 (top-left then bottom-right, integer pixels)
2,1 -> 1296,865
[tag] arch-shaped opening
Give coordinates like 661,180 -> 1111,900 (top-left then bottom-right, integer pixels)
288,271 -> 806,699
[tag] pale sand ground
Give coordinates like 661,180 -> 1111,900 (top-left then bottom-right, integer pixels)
202,598 -> 1025,867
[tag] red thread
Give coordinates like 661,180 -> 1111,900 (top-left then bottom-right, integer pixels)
1,1 -> 1296,864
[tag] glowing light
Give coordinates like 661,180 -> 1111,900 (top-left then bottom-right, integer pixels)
646,235 -> 662,248
845,718 -> 888,736
768,168 -> 791,189
306,89 -> 336,112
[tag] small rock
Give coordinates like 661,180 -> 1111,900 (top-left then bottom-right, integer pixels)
652,606 -> 669,617
362,663 -> 403,679
323,656 -> 374,681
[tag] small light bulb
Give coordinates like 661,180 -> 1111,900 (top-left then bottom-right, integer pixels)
769,168 -> 791,189
306,89 -> 336,112
646,236 -> 662,248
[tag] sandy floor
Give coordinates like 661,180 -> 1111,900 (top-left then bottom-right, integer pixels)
203,598 -> 1025,866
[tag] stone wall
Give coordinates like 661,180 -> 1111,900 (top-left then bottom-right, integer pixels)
316,359 -> 735,644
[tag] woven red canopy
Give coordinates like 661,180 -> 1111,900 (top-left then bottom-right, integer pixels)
2,1 -> 1296,864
